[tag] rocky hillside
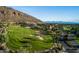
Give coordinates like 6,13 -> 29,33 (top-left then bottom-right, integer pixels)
0,6 -> 42,24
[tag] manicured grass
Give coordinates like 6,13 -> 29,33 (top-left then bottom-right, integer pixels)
6,25 -> 53,52
75,37 -> 79,44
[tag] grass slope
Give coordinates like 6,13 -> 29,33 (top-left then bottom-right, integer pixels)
6,25 -> 53,52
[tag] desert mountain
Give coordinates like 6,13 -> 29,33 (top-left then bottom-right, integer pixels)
0,6 -> 42,24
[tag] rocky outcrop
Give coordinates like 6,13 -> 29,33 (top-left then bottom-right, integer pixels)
0,6 -> 42,24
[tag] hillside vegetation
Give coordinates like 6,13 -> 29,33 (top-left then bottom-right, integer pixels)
5,25 -> 53,52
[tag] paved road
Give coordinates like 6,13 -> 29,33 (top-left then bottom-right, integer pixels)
0,50 -> 5,53
60,41 -> 78,53
60,37 -> 79,53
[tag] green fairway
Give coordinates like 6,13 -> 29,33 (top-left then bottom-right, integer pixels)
6,25 -> 53,52
75,37 -> 79,44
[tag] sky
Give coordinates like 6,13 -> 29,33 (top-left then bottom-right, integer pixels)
10,6 -> 79,22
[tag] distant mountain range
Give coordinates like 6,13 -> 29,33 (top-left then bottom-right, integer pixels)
45,21 -> 79,24
0,6 -> 79,25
